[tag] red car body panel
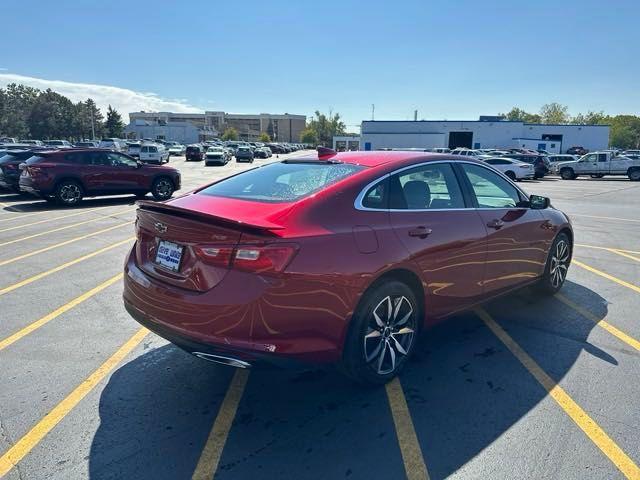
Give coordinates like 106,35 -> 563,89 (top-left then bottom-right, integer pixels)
123,152 -> 571,366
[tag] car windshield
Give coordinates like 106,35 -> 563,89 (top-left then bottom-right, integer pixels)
199,161 -> 364,203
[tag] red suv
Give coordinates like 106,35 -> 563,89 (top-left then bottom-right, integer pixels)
19,149 -> 181,206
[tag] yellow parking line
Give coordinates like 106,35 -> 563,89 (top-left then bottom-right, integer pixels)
0,207 -> 104,233
555,294 -> 640,352
573,260 -> 640,295
0,327 -> 148,477
386,377 -> 430,480
476,308 -> 640,479
0,236 -> 134,296
607,250 -> 640,264
576,244 -> 640,256
0,209 -> 59,223
0,221 -> 131,267
192,369 -> 250,480
0,208 -> 131,248
0,273 -> 123,351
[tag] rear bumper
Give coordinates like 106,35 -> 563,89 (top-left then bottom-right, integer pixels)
123,247 -> 348,366
18,177 -> 50,196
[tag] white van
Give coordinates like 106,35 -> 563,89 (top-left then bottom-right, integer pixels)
139,143 -> 170,164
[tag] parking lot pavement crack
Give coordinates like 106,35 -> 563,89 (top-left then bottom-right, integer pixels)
0,415 -> 25,480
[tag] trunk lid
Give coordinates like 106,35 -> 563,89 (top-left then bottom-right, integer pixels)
135,196 -> 293,292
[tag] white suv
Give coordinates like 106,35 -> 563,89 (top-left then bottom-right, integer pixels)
139,144 -> 170,164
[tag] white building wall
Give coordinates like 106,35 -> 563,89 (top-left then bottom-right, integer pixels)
360,121 -> 610,153
523,124 -> 609,152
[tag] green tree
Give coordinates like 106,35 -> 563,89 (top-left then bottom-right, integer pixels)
305,110 -> 346,146
27,89 -> 76,139
300,127 -> 317,145
222,127 -> 239,141
501,107 -> 541,123
74,98 -> 104,139
0,83 -> 39,138
258,132 -> 271,142
539,102 -> 570,124
571,110 -> 608,125
104,105 -> 125,137
608,115 -> 640,148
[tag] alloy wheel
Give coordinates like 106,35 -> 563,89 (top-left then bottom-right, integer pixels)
154,179 -> 172,199
364,295 -> 416,375
550,240 -> 570,288
60,184 -> 81,204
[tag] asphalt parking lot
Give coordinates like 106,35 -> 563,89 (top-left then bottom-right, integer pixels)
0,157 -> 639,480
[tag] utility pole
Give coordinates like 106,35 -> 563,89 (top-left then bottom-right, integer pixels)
371,104 -> 375,121
90,108 -> 95,140
414,110 -> 418,121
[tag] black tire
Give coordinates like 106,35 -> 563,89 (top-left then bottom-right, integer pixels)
340,280 -> 419,385
151,177 -> 174,201
55,180 -> 84,206
560,168 -> 576,180
628,168 -> 640,181
505,171 -> 516,181
537,232 -> 571,295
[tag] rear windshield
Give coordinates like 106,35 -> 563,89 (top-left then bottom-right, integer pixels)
199,161 -> 364,203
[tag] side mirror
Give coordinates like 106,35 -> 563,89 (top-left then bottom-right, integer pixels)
529,194 -> 550,209
136,161 -> 143,168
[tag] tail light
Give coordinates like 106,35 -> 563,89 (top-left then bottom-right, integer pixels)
195,245 -> 235,268
195,244 -> 298,274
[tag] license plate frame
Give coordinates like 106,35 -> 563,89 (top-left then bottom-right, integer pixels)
154,239 -> 184,272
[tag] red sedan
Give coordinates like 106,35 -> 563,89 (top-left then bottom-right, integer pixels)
123,150 -> 572,384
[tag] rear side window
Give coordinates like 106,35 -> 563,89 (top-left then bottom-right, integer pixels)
389,163 -> 465,210
200,161 -> 364,203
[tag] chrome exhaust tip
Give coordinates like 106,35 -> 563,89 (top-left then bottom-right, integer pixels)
192,352 -> 251,369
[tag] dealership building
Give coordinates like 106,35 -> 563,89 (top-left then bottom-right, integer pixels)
125,111 -> 306,143
358,117 -> 610,153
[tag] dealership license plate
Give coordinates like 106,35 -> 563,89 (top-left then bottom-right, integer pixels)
155,240 -> 183,272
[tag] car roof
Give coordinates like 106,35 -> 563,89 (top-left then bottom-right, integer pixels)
295,150 -> 486,168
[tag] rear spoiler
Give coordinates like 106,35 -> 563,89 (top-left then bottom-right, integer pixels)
136,200 -> 285,231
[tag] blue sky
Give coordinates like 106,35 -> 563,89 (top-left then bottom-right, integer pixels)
2,0 -> 639,132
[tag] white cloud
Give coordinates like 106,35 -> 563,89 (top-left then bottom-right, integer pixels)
0,73 -> 204,119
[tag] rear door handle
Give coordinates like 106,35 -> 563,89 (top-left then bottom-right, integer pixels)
408,226 -> 432,238
486,219 -> 504,229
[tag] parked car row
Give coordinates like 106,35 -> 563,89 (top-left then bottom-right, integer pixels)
0,146 -> 181,205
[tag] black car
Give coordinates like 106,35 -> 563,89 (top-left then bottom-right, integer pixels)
0,148 -> 48,192
267,143 -> 286,154
504,154 -> 550,178
235,146 -> 254,163
566,146 -> 588,155
185,144 -> 205,161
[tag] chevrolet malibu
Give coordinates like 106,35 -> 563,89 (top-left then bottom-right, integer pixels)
123,150 -> 573,384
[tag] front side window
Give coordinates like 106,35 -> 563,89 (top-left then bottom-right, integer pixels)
108,153 -> 136,167
461,163 -> 522,208
389,163 -> 465,210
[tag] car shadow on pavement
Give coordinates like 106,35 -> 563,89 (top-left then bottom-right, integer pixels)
89,281 -> 608,480
0,195 -> 140,213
